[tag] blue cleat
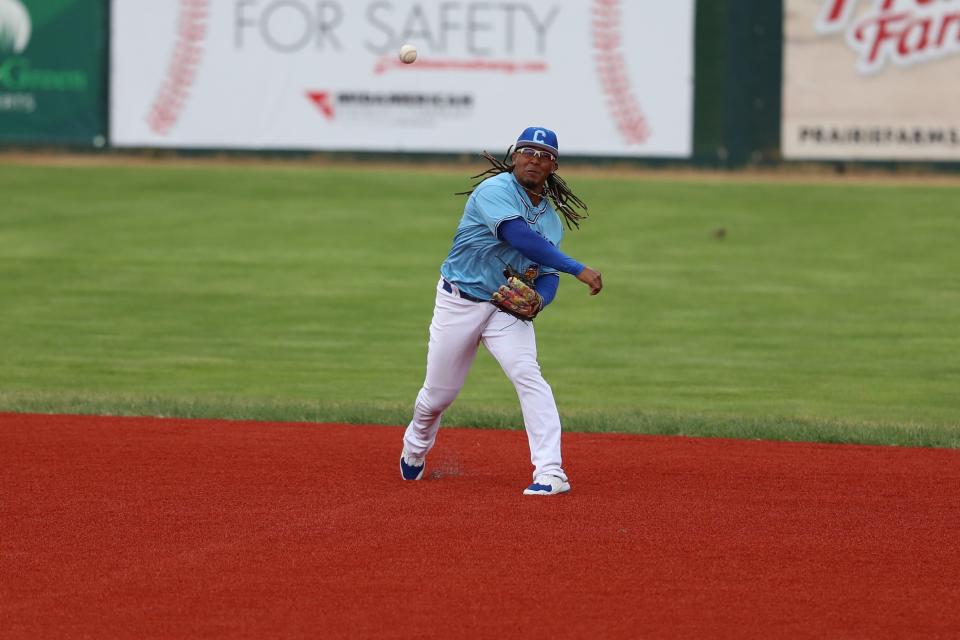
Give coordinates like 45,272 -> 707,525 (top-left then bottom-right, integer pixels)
400,450 -> 425,481
523,474 -> 570,496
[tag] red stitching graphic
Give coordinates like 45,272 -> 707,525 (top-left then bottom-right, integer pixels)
592,0 -> 649,145
146,0 -> 208,136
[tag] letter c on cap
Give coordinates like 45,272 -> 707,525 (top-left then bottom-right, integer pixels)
534,129 -> 547,143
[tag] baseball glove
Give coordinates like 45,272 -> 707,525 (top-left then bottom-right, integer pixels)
491,270 -> 543,321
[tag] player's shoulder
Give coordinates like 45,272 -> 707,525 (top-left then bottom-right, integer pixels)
473,171 -> 516,197
545,208 -> 565,241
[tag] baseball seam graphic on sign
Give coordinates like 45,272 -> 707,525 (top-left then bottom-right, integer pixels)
147,0 -> 209,136
0,0 -> 30,54
592,0 -> 649,145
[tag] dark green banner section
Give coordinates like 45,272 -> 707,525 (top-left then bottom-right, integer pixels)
0,0 -> 106,145
693,0 -> 783,167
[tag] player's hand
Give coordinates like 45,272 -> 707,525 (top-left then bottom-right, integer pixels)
577,267 -> 603,295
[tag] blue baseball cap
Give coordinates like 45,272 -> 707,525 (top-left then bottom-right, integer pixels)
515,126 -> 559,157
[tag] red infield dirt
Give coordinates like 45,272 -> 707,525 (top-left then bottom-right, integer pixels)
2,413 -> 959,639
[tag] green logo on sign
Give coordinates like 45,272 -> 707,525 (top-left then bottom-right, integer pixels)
0,0 -> 88,92
0,0 -> 31,54
0,57 -> 87,90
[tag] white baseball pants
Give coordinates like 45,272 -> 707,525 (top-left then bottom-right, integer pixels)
403,279 -> 567,481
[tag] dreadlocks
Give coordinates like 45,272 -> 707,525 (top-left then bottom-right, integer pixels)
456,147 -> 588,230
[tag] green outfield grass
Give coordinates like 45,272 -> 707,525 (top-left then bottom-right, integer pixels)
1,160 -> 958,446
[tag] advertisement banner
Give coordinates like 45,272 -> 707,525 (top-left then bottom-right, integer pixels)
111,0 -> 694,157
783,0 -> 960,161
0,0 -> 106,145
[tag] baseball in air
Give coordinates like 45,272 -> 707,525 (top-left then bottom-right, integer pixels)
399,44 -> 418,64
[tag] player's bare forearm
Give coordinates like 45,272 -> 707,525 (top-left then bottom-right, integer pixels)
576,266 -> 602,295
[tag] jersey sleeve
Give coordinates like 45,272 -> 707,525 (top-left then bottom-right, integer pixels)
538,212 -> 566,276
470,183 -> 523,237
497,217 -> 583,276
535,272 -> 560,306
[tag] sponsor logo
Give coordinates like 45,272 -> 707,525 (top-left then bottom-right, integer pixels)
0,0 -> 89,114
234,0 -> 556,75
815,0 -> 960,74
0,58 -> 87,91
0,0 -> 30,54
306,90 -> 473,121
798,125 -> 960,147
306,91 -> 334,118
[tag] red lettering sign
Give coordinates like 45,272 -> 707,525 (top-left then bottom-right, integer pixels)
813,0 -> 960,73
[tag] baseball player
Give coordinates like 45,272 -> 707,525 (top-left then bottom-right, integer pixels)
400,126 -> 602,496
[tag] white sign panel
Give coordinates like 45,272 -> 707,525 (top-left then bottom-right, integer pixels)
111,0 -> 694,157
783,0 -> 960,161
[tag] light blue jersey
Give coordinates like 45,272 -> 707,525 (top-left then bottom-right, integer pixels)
440,172 -> 564,300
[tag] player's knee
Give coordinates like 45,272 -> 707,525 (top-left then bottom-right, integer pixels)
505,361 -> 545,389
418,386 -> 458,415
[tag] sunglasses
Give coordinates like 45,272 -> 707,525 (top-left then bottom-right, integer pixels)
515,147 -> 556,162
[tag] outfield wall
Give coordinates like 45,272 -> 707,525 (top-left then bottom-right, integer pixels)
1,0 -> 958,167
